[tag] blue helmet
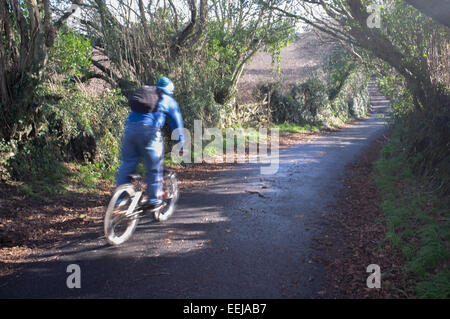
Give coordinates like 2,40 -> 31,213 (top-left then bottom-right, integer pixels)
157,76 -> 174,95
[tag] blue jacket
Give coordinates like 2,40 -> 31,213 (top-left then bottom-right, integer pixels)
126,92 -> 185,146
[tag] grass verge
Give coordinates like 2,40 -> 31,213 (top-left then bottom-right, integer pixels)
273,122 -> 326,133
374,128 -> 449,298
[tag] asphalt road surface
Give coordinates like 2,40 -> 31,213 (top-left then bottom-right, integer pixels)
0,83 -> 391,298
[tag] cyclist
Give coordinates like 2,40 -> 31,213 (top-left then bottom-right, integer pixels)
115,77 -> 184,210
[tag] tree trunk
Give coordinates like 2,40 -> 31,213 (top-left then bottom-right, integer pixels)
0,0 -> 80,141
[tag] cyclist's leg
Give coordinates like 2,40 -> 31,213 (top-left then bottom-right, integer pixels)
116,126 -> 141,187
143,129 -> 164,205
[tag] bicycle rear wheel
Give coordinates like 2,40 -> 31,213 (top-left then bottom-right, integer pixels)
104,184 -> 140,245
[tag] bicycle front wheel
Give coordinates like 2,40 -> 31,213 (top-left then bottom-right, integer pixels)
155,171 -> 179,221
104,184 -> 140,245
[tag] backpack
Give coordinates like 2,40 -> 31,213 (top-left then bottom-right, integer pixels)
128,85 -> 161,113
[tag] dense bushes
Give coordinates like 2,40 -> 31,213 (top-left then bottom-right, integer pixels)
331,69 -> 371,120
41,87 -> 127,164
260,50 -> 371,127
0,29 -> 127,181
1,85 -> 127,181
377,74 -> 450,195
49,27 -> 93,81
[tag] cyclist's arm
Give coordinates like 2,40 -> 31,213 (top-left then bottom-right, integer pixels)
158,97 -> 185,150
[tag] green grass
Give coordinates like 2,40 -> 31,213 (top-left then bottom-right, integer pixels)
14,161 -> 120,198
17,184 -> 39,199
374,129 -> 450,298
64,163 -> 111,191
165,126 -> 273,166
273,122 -> 325,133
416,270 -> 450,299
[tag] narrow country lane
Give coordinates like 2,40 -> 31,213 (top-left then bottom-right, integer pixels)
0,82 -> 391,298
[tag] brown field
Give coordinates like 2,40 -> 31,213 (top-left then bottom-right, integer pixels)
237,31 -> 335,103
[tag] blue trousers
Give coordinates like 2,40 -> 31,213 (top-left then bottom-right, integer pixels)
116,122 -> 164,204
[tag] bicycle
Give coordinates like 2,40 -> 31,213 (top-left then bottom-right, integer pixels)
104,168 -> 179,245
